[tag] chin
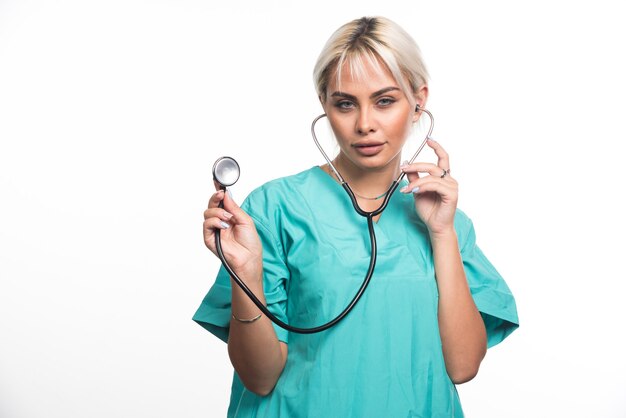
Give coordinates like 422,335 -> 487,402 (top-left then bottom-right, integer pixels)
354,156 -> 398,171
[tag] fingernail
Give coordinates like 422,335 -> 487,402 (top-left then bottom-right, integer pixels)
223,211 -> 233,220
400,160 -> 409,169
220,221 -> 230,229
400,186 -> 408,193
411,187 -> 420,193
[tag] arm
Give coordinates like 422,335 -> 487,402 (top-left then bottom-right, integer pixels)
204,190 -> 287,395
430,229 -> 486,384
228,273 -> 288,396
400,139 -> 486,384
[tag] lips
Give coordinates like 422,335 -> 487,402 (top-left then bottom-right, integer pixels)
352,141 -> 386,156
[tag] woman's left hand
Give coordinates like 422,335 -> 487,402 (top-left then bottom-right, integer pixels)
400,138 -> 458,236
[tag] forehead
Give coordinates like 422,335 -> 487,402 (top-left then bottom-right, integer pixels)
328,53 -> 399,93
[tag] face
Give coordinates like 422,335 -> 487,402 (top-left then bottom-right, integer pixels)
321,58 -> 427,173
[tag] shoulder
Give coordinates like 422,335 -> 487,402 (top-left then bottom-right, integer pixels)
244,167 -> 318,205
240,166 -> 321,222
249,167 -> 319,199
453,208 -> 476,251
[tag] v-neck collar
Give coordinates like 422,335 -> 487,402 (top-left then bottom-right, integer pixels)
312,165 -> 407,225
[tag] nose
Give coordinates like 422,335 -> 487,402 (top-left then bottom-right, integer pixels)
355,107 -> 376,135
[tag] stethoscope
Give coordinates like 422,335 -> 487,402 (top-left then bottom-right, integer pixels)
213,105 -> 434,334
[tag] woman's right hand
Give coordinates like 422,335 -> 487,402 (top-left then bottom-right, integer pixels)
203,189 -> 263,282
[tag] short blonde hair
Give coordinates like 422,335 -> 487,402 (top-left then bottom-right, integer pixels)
313,16 -> 429,102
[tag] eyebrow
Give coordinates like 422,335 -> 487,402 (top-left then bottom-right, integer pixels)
330,86 -> 401,101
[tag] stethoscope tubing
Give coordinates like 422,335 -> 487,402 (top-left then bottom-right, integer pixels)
215,106 -> 434,334
216,198 -> 378,334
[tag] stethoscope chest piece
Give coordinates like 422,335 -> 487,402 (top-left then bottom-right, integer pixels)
213,156 -> 240,188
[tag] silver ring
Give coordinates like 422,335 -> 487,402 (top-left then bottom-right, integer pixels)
440,169 -> 450,178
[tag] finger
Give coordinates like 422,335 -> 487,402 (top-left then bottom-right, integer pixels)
204,207 -> 234,222
400,160 -> 420,183
203,218 -> 229,254
203,217 -> 231,232
220,190 -> 253,226
400,175 -> 457,195
208,189 -> 226,209
427,138 -> 450,171
410,179 -> 457,201
401,183 -> 456,200
401,162 -> 450,178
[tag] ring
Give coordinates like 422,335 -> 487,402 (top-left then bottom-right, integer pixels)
440,169 -> 450,178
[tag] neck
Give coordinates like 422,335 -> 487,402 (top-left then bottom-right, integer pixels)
331,154 -> 401,198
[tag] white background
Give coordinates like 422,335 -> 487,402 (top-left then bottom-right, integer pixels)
1,0 -> 625,417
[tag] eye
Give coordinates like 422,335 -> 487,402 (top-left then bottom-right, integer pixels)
334,100 -> 355,111
377,97 -> 396,107
336,100 -> 354,109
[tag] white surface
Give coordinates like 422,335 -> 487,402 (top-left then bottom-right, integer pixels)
1,1 -> 624,417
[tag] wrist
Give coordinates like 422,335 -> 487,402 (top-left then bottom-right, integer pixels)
429,227 -> 457,243
232,256 -> 263,283
230,271 -> 266,315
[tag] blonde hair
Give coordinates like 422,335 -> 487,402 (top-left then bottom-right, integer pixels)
313,16 -> 429,102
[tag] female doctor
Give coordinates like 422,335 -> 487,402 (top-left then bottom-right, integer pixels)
195,16 -> 518,418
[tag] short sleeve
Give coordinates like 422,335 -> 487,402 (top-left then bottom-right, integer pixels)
192,207 -> 291,344
456,211 -> 519,348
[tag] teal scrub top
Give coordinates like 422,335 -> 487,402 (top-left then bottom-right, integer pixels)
193,167 -> 519,418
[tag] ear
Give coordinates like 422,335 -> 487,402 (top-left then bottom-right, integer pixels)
412,85 -> 429,122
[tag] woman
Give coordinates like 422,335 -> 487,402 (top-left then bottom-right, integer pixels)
195,16 -> 518,417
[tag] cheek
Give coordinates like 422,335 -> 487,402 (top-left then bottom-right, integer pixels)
326,116 -> 351,143
388,112 -> 414,139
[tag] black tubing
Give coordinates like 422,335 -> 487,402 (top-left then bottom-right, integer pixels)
215,179 -> 402,334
